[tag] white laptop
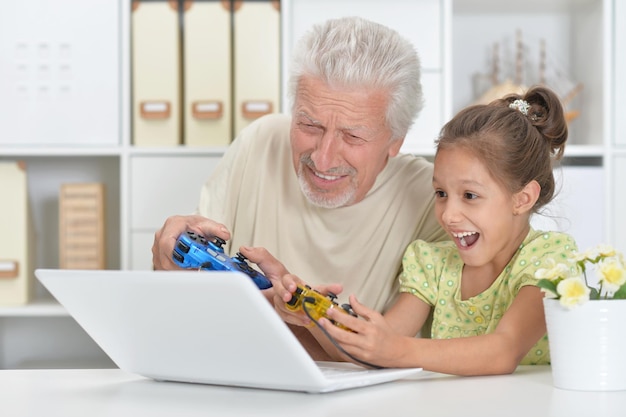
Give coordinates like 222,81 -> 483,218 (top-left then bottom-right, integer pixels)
35,269 -> 422,393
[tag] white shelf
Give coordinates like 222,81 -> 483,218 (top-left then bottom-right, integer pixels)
453,0 -> 594,14
0,299 -> 67,318
0,145 -> 231,158
129,146 -> 229,157
0,146 -> 123,157
403,144 -> 604,159
563,145 -> 605,158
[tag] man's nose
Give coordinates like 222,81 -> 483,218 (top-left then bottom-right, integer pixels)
310,131 -> 340,171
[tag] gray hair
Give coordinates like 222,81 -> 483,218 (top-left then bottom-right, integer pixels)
287,16 -> 423,141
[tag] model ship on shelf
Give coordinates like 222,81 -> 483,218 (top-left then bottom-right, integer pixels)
472,30 -> 582,123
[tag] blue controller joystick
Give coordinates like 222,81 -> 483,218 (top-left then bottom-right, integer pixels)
172,231 -> 272,290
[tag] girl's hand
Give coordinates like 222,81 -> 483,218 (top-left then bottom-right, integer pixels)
319,294 -> 406,368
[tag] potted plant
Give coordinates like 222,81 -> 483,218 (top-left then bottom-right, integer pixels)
535,244 -> 626,391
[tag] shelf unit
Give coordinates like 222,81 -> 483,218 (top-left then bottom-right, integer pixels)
451,0 -> 614,253
0,0 -> 620,368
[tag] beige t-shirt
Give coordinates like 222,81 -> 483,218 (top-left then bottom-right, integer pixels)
197,114 -> 446,312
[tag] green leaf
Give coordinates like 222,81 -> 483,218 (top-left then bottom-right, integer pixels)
613,284 -> 626,300
589,287 -> 601,300
537,279 -> 558,297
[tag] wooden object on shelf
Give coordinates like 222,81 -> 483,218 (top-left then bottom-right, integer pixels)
471,29 -> 582,123
0,161 -> 34,305
59,183 -> 106,270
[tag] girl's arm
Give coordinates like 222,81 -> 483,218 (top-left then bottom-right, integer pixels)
307,292 -> 432,363
321,286 -> 546,375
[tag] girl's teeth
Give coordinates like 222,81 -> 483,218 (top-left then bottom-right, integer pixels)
460,237 -> 467,247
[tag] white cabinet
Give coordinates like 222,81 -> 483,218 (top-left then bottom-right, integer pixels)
615,0 -> 626,146
0,0 -> 120,146
0,316 -> 115,369
530,165 -> 605,251
613,157 -> 626,252
611,0 -> 625,250
127,154 -> 222,270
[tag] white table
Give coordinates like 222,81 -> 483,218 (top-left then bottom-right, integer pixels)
0,366 -> 624,417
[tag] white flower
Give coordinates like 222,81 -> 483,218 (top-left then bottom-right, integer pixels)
535,258 -> 572,281
597,256 -> 626,294
557,277 -> 591,308
571,250 -> 589,263
536,244 -> 626,306
583,244 -> 617,263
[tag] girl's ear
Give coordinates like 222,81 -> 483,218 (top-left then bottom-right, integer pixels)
513,180 -> 541,215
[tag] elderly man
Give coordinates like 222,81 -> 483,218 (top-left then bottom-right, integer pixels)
152,16 -> 446,358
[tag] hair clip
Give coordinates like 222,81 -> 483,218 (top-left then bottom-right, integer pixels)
509,99 -> 530,115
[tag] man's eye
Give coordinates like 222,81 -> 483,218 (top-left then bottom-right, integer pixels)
299,123 -> 321,132
343,132 -> 364,143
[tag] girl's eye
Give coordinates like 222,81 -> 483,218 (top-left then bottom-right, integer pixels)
434,190 -> 446,198
464,192 -> 478,200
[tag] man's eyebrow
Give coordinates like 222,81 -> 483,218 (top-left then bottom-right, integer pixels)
295,111 -> 320,124
295,111 -> 376,135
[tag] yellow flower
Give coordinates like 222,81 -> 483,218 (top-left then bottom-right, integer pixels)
557,277 -> 591,308
598,257 -> 626,293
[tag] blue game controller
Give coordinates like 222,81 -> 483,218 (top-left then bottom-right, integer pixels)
172,231 -> 272,290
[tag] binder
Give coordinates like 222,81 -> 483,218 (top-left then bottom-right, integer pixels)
183,0 -> 232,146
0,161 -> 33,305
59,183 -> 106,270
132,0 -> 182,146
233,0 -> 281,136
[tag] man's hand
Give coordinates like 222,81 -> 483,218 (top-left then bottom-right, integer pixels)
240,245 -> 345,361
240,246 -> 341,327
238,246 -> 297,314
152,214 -> 231,270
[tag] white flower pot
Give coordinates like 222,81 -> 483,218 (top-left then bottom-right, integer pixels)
543,298 -> 626,391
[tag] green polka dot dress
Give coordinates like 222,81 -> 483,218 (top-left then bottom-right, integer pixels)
399,229 -> 577,365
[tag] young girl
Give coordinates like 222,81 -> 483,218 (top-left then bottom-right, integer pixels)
269,85 -> 578,375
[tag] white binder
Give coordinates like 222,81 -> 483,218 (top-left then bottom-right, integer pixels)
0,162 -> 33,305
183,0 -> 232,146
233,0 -> 281,136
132,0 -> 182,146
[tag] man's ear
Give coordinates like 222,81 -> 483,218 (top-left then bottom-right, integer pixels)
388,137 -> 405,157
513,180 -> 541,215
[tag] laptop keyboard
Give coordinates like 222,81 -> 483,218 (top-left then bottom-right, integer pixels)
318,365 -> 374,379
